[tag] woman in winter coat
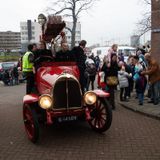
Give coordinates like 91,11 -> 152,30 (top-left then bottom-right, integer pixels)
102,54 -> 119,110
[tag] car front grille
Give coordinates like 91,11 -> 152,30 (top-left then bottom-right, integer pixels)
53,76 -> 82,110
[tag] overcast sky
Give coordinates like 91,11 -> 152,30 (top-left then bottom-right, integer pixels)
0,0 -> 149,46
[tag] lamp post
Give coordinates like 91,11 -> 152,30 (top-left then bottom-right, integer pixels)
38,14 -> 47,41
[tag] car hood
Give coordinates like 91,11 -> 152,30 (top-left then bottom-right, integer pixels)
36,64 -> 79,94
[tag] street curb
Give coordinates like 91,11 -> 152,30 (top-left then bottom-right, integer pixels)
119,102 -> 160,121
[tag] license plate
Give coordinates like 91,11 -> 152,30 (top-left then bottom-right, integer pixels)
58,116 -> 77,122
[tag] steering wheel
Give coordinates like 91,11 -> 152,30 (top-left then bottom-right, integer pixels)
34,55 -> 54,64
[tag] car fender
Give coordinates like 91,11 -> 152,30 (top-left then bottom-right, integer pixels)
93,89 -> 110,98
23,94 -> 39,104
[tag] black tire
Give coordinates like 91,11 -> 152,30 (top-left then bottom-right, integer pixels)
23,104 -> 39,143
88,97 -> 112,133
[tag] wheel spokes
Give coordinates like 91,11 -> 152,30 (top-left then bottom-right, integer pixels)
90,99 -> 107,129
23,107 -> 35,138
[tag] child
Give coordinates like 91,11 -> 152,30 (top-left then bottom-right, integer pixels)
118,65 -> 132,101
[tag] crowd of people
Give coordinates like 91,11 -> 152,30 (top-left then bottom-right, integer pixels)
98,44 -> 160,109
2,64 -> 20,86
5,40 -> 159,109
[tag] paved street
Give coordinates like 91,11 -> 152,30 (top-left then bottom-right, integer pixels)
0,83 -> 160,160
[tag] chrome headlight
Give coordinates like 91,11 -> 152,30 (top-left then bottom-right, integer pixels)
84,91 -> 97,105
39,94 -> 52,109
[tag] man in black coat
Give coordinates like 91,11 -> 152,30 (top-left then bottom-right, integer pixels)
72,40 -> 87,94
56,42 -> 75,62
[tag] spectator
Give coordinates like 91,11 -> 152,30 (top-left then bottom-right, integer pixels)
94,55 -> 101,71
12,65 -> 19,85
102,54 -> 119,110
9,67 -> 14,86
141,53 -> 160,105
133,56 -> 147,105
85,58 -> 97,91
147,45 -> 151,53
136,49 -> 147,70
2,70 -> 10,86
118,52 -> 124,62
118,65 -> 132,101
127,56 -> 135,96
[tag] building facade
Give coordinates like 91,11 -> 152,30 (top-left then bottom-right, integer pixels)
151,0 -> 160,63
64,21 -> 81,47
20,20 -> 41,52
20,20 -> 81,51
0,31 -> 21,51
130,35 -> 140,48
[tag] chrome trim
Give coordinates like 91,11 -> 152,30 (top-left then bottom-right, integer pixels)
52,73 -> 82,95
51,73 -> 82,109
38,94 -> 53,109
52,107 -> 84,111
83,91 -> 97,105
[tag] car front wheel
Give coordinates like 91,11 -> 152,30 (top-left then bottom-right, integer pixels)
23,104 -> 39,143
88,97 -> 112,133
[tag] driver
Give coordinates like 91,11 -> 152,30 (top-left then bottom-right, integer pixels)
33,41 -> 53,70
55,42 -> 75,62
34,41 -> 53,59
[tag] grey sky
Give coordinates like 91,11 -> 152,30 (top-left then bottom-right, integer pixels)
0,0 -> 149,46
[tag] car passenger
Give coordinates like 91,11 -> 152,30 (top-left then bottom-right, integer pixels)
33,41 -> 53,70
34,41 -> 53,60
55,42 -> 75,62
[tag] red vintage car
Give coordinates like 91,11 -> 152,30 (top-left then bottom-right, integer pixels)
23,14 -> 112,143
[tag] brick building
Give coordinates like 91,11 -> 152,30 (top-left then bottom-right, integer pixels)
151,0 -> 160,62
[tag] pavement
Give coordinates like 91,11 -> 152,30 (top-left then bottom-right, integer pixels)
118,91 -> 160,120
1,82 -> 160,159
1,80 -> 160,120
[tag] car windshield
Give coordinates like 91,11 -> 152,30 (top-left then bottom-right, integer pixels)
2,63 -> 15,70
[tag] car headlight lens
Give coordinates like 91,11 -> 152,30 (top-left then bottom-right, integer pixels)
84,91 -> 97,105
39,95 -> 52,109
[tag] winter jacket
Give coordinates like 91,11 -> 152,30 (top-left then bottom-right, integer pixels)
85,58 -> 96,77
118,70 -> 131,88
135,75 -> 147,93
143,58 -> 160,84
71,46 -> 86,71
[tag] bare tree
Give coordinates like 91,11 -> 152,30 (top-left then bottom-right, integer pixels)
137,0 -> 151,36
47,0 -> 99,48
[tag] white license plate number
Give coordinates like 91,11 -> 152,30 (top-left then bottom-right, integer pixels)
58,116 -> 77,122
